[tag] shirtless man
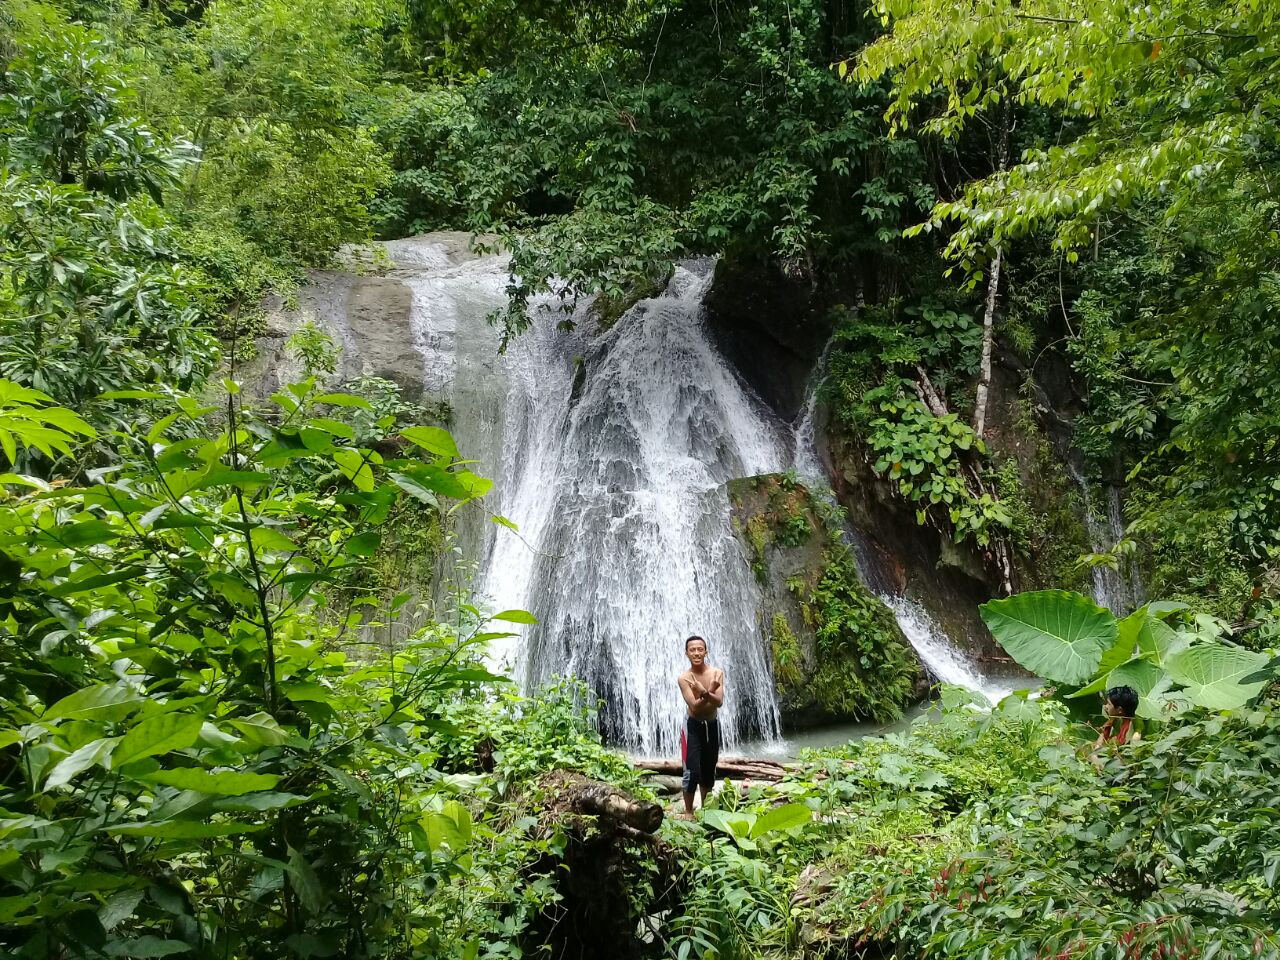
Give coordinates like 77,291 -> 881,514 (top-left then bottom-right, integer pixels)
678,635 -> 724,816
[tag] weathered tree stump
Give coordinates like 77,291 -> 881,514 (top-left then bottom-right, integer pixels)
561,775 -> 664,832
521,772 -> 678,960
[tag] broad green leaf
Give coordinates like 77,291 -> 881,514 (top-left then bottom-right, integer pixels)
449,469 -> 492,501
228,712 -> 289,746
332,448 -> 374,491
99,888 -> 145,931
424,800 -> 472,852
1167,645 -> 1268,711
212,791 -> 308,812
284,682 -> 334,703
491,609 -> 538,625
750,802 -> 811,838
44,737 -> 118,790
45,684 -> 142,723
1069,655 -> 1168,701
1137,617 -> 1187,665
0,893 -> 39,923
103,935 -> 193,957
308,417 -> 355,440
288,845 -> 328,914
49,566 -> 146,597
140,768 -> 280,795
98,390 -> 169,401
55,518 -> 119,547
1105,659 -> 1166,698
106,820 -> 265,839
112,713 -> 204,768
1242,655 -> 1280,685
1146,600 -> 1190,619
316,393 -> 372,409
1103,608 -> 1146,673
344,531 -> 381,556
0,472 -> 51,490
190,468 -> 272,492
400,426 -> 460,459
979,590 -> 1116,684
390,472 -> 441,508
700,809 -> 757,848
250,527 -> 297,553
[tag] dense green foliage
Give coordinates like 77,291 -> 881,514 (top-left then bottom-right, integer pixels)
829,303 -> 1011,547
0,19 -> 215,412
801,547 -> 918,723
854,0 -> 1280,603
792,696 -> 1280,960
3,1 -> 1280,958
378,0 -> 936,338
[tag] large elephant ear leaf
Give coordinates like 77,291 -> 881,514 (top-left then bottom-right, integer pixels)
1070,656 -> 1167,701
1106,659 -> 1166,697
980,590 -> 1117,684
1166,645 -> 1269,711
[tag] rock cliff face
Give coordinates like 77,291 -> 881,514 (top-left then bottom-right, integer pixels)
233,270 -> 416,400
703,257 -> 835,421
232,233 -> 496,402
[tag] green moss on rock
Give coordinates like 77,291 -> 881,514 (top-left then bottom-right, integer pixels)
771,612 -> 805,692
803,548 -> 918,723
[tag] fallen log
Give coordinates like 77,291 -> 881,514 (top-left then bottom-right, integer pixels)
634,755 -> 792,783
524,771 -> 678,959
541,770 -> 664,832
569,778 -> 664,832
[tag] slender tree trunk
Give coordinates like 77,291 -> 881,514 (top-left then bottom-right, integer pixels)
971,105 -> 1011,440
971,247 -> 1003,438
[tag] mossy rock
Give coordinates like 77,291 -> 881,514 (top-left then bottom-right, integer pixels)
730,474 -> 922,728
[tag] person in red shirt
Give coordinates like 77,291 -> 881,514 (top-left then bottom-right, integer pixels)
1091,684 -> 1141,765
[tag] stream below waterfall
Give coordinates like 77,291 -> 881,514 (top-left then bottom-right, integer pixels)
376,235 -> 1015,754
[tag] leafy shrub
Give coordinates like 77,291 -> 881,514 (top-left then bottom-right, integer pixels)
803,548 -> 918,722
0,378 -> 503,957
980,590 -> 1276,717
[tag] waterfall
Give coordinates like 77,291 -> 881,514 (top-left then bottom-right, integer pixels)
507,261 -> 788,754
1064,460 -> 1143,614
881,597 -> 1018,704
358,234 -> 1017,746
396,240 -> 787,754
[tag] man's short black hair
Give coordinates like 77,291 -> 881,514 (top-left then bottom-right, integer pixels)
685,635 -> 706,650
1105,685 -> 1139,718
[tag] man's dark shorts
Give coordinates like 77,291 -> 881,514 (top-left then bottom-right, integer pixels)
681,716 -> 720,793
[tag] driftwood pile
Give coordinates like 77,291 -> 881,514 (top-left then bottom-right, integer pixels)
634,754 -> 792,784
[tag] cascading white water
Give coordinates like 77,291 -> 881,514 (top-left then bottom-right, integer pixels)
508,261 -> 788,754
395,241 -> 787,754
791,337 -> 834,482
1064,460 -> 1143,614
378,234 -> 1015,745
881,597 -> 1019,704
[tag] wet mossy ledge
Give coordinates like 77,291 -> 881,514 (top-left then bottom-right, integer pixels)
728,474 -> 922,729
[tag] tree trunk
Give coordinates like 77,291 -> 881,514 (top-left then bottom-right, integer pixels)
914,363 -> 949,417
971,246 -> 1003,439
971,105 -> 1011,440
